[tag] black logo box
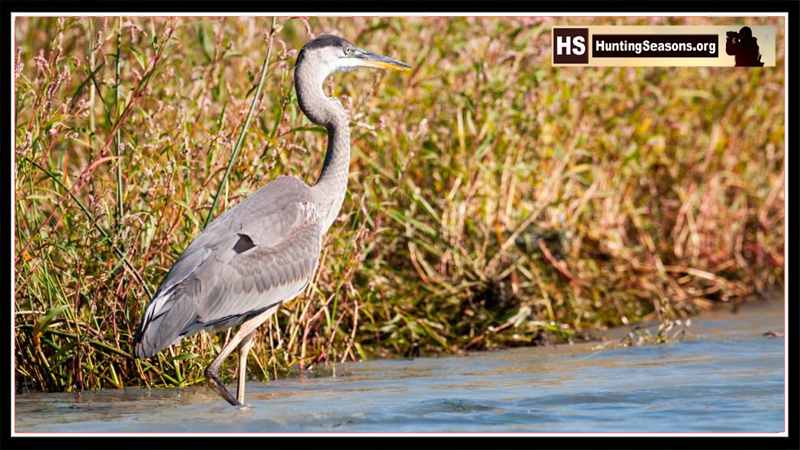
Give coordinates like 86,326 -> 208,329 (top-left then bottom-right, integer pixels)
553,28 -> 720,63
593,34 -> 719,58
553,28 -> 590,64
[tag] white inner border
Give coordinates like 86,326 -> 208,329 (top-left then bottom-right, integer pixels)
9,11 -> 790,439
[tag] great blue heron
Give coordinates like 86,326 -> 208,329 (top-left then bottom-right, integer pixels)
133,34 -> 410,407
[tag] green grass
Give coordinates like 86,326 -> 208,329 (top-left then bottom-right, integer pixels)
14,16 -> 785,392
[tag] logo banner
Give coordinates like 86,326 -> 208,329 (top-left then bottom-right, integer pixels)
552,26 -> 776,67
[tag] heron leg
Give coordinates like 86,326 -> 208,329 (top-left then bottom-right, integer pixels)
236,332 -> 256,406
205,348 -> 244,406
205,306 -> 278,407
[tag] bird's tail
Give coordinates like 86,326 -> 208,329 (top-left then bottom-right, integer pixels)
133,289 -> 195,358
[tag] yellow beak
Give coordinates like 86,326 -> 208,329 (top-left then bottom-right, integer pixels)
355,49 -> 412,71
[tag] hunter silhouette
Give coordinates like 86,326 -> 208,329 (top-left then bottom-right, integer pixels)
725,26 -> 764,67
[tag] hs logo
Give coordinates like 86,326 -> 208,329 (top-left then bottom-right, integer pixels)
553,28 -> 589,64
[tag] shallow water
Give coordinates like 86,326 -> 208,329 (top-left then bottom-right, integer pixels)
15,300 -> 785,433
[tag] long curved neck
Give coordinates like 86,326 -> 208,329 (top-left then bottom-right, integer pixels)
295,59 -> 350,234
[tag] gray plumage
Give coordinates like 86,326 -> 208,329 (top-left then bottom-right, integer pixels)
134,176 -> 320,357
132,34 -> 409,406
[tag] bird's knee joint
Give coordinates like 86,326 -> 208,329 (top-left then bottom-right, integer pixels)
241,339 -> 255,353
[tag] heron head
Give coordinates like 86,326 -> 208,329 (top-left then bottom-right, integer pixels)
296,34 -> 411,78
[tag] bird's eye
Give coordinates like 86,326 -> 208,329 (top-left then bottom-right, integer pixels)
343,47 -> 353,56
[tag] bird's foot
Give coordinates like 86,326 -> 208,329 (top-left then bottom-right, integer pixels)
205,368 -> 240,406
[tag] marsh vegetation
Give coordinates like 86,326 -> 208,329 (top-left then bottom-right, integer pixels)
14,16 -> 785,392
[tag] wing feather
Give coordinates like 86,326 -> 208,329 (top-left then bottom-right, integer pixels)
134,176 -> 322,358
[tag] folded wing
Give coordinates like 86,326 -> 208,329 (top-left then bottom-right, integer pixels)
134,176 -> 321,357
